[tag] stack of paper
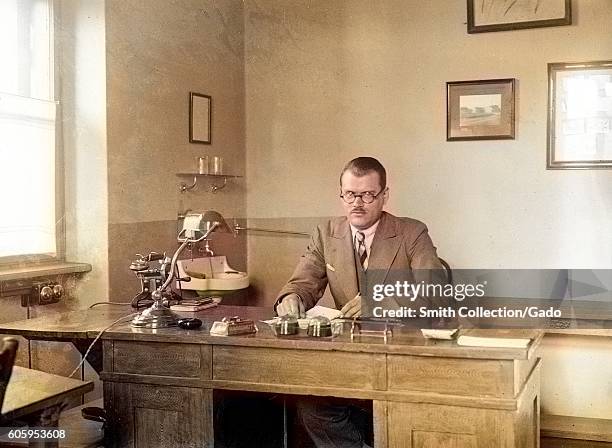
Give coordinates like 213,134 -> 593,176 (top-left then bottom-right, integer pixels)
171,299 -> 217,312
456,330 -> 533,348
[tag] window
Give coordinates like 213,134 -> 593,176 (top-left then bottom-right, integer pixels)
0,0 -> 58,261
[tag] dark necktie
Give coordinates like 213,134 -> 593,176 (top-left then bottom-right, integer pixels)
355,231 -> 367,268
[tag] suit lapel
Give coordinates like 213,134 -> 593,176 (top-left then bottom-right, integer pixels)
368,212 -> 401,284
330,218 -> 359,303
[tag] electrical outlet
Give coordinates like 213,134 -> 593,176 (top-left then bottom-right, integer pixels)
22,281 -> 64,306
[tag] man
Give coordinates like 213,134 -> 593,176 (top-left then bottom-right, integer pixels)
275,157 -> 445,447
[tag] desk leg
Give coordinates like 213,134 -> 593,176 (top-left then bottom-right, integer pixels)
26,403 -> 63,448
373,400 -> 388,448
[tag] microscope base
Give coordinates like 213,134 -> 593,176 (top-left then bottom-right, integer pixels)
131,304 -> 179,328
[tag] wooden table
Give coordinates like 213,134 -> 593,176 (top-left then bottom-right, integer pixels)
0,306 -> 542,447
0,366 -> 93,447
0,307 -> 134,374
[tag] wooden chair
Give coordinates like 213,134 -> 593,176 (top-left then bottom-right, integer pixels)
438,257 -> 453,284
0,338 -> 18,409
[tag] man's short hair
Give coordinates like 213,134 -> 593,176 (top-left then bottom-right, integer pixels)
340,157 -> 387,190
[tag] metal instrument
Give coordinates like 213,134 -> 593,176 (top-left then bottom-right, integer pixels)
350,319 -> 393,343
307,316 -> 332,337
274,315 -> 299,336
131,211 -> 231,328
210,316 -> 257,336
223,316 -> 257,335
129,252 -> 183,309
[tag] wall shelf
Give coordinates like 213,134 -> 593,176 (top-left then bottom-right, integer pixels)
176,173 -> 242,193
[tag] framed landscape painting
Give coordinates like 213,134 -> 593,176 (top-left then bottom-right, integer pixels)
447,78 -> 516,141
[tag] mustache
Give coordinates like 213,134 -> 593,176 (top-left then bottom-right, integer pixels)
351,207 -> 366,212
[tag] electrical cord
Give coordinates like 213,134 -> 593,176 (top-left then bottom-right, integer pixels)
89,302 -> 132,308
131,292 -> 153,309
69,312 -> 138,378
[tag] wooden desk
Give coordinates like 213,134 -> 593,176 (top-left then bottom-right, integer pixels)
0,366 -> 93,448
101,306 -> 541,448
0,306 -> 542,447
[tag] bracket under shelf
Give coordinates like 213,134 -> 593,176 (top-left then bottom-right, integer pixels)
176,173 -> 242,193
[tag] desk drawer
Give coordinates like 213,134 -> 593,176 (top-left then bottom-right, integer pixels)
388,355 -> 514,398
213,346 -> 386,391
110,341 -> 208,378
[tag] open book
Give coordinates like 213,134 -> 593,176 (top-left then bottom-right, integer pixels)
456,329 -> 534,348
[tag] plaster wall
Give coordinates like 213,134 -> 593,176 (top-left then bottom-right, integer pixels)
245,0 -> 612,271
105,0 -> 246,298
61,0 -> 109,306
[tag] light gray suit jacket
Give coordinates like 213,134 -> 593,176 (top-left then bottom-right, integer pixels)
276,211 -> 445,311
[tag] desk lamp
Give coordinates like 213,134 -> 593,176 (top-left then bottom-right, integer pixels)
131,211 -> 232,328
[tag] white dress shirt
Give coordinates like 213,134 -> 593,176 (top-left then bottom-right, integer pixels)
349,220 -> 379,270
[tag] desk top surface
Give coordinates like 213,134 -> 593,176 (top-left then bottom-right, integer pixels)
1,366 -> 93,421
0,305 -> 542,360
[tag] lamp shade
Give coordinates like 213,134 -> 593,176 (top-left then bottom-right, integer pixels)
200,210 -> 232,234
181,211 -> 232,239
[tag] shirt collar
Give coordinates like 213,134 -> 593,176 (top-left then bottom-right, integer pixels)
350,219 -> 380,239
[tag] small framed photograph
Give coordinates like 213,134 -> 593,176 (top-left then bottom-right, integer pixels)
447,78 -> 515,141
189,92 -> 211,144
548,60 -> 612,169
467,0 -> 571,34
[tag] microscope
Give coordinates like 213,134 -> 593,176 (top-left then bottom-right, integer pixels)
129,211 -> 232,328
129,252 -> 185,309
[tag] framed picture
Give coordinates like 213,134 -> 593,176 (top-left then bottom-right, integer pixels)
467,0 -> 571,34
447,78 -> 515,141
189,92 -> 211,144
548,60 -> 612,169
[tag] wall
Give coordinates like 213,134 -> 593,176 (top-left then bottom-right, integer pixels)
244,0 -> 612,272
541,334 -> 612,418
244,0 -> 612,417
61,0 -> 108,306
105,0 -> 246,299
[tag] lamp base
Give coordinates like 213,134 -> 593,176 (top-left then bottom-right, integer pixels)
131,302 -> 179,328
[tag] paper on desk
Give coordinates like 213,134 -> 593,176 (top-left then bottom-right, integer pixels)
261,317 -> 280,325
306,305 -> 343,320
262,306 -> 341,325
421,328 -> 459,340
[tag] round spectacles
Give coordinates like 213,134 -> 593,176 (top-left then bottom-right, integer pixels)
339,190 -> 384,204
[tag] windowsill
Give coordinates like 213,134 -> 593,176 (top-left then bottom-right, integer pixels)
0,261 -> 92,282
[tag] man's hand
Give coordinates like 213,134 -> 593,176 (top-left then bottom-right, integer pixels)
276,294 -> 306,318
340,294 -> 362,318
